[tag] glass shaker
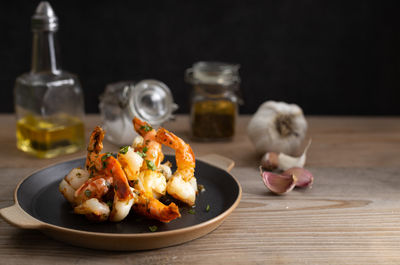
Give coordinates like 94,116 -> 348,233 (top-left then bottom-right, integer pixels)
185,62 -> 241,141
99,80 -> 178,146
14,2 -> 85,158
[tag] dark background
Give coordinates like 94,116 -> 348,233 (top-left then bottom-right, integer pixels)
1,1 -> 399,115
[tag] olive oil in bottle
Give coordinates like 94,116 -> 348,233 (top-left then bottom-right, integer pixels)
16,114 -> 84,158
14,2 -> 85,158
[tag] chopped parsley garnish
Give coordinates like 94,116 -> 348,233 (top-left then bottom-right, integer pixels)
106,201 -> 113,208
146,160 -> 156,171
148,225 -> 158,232
114,184 -> 119,191
140,125 -> 153,132
142,146 -> 148,153
188,209 -> 196,215
101,152 -> 112,161
119,146 -> 130,154
84,189 -> 92,197
205,204 -> 210,212
101,153 -> 112,168
136,151 -> 146,158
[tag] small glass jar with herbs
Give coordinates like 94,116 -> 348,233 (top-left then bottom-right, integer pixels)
185,62 -> 241,141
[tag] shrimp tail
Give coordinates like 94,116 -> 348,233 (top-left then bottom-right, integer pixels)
132,196 -> 181,223
156,128 -> 195,181
133,117 -> 153,137
86,126 -> 105,173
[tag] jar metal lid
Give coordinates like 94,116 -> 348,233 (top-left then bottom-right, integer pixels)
128,79 -> 178,126
185,61 -> 240,86
99,79 -> 177,145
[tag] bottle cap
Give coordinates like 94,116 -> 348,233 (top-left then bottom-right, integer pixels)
32,1 -> 58,32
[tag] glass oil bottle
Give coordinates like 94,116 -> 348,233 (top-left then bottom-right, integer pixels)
14,2 -> 85,158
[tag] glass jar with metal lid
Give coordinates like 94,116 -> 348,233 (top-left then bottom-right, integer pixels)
99,79 -> 178,146
185,62 -> 241,141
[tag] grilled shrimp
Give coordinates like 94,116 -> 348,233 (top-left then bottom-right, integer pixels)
59,127 -> 112,222
67,126 -> 135,222
117,146 -> 168,198
73,155 -> 136,222
156,128 -> 197,206
59,168 -> 90,205
60,123 -> 184,223
140,169 -> 167,199
159,161 -> 172,180
82,125 -> 177,222
74,198 -> 110,222
74,174 -> 113,205
74,154 -> 135,222
117,146 -> 144,190
60,169 -> 113,221
133,117 -> 164,169
132,193 -> 180,223
85,126 -> 104,176
102,155 -> 135,222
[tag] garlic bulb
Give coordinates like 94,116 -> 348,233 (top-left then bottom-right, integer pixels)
247,101 -> 308,156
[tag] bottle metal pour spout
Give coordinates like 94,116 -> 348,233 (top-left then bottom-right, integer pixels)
31,1 -> 60,74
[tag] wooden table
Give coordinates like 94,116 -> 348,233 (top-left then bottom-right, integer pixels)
1,114 -> 399,264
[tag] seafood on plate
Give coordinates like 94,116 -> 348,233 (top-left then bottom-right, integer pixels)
59,117 -> 198,223
156,127 -> 197,206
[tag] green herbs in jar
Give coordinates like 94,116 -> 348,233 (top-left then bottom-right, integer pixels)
191,99 -> 236,140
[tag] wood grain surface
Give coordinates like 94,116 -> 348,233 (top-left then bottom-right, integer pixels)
0,114 -> 399,264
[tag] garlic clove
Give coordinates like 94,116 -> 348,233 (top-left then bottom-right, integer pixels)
263,139 -> 311,170
260,167 -> 297,195
260,152 -> 279,171
277,152 -> 305,171
282,167 -> 313,188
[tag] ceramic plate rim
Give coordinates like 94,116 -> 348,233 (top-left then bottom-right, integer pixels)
12,156 -> 242,238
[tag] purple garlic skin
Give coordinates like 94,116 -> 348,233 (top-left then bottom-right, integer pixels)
282,167 -> 313,188
260,167 -> 297,195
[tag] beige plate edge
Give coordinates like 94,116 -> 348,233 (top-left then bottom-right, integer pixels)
0,154 -> 242,251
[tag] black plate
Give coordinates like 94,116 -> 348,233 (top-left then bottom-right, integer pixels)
17,155 -> 240,234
